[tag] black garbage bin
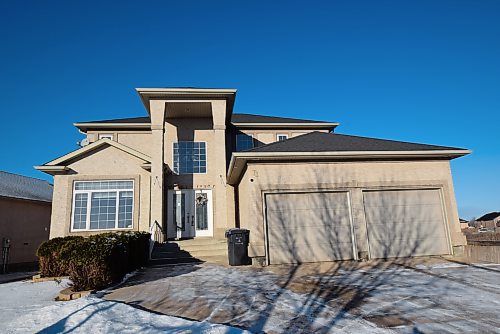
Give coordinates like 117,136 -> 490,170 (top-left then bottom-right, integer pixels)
225,228 -> 250,266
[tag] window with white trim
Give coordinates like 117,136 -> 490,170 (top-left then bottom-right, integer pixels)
173,142 -> 206,174
277,134 -> 288,141
98,134 -> 113,140
72,180 -> 134,230
236,134 -> 255,151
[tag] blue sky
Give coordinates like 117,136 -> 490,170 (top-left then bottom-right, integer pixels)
0,1 -> 498,219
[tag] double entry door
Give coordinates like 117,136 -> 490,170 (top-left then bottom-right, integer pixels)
167,189 -> 213,239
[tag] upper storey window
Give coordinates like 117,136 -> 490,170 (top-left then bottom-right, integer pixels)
98,134 -> 114,140
236,134 -> 254,151
277,134 -> 288,141
173,142 -> 207,174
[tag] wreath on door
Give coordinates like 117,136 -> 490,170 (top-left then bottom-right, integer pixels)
196,194 -> 208,206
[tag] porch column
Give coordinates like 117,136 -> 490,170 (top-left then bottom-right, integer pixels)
150,100 -> 166,240
211,100 -> 229,238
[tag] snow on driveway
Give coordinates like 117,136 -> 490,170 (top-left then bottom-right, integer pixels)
0,279 -> 249,334
104,261 -> 500,333
1,262 -> 499,333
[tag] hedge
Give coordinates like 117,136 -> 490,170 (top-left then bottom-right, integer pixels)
36,232 -> 150,291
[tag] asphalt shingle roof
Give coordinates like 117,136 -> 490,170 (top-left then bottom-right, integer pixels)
77,113 -> 333,125
0,171 -> 53,203
477,212 -> 500,221
245,131 -> 467,153
80,116 -> 151,124
231,113 -> 331,124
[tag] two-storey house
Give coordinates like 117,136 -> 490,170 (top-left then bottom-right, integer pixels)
36,88 -> 470,265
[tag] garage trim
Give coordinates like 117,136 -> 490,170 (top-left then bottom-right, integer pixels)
262,189 -> 358,265
362,187 -> 452,259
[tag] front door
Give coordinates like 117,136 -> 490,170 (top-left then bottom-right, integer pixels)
194,190 -> 213,237
167,189 -> 213,239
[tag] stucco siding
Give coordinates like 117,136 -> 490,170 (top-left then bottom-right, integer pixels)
116,132 -> 152,156
163,118 -> 234,238
237,160 -> 465,259
49,145 -> 151,238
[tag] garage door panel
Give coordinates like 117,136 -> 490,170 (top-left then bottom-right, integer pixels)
268,225 -> 354,245
267,192 -> 349,211
367,237 -> 450,258
366,219 -> 445,237
365,204 -> 443,222
364,190 -> 442,206
267,209 -> 352,230
269,241 -> 354,264
266,192 -> 354,264
364,189 -> 450,259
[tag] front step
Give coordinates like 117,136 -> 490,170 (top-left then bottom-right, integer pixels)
150,238 -> 228,265
149,257 -> 202,266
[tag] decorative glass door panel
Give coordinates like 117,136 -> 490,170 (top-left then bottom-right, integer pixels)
167,189 -> 213,239
171,191 -> 195,239
194,190 -> 213,237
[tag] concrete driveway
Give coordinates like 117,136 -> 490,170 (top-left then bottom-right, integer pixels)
104,260 -> 500,333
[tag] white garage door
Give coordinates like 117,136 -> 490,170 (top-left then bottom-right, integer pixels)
363,189 -> 450,259
265,192 -> 355,265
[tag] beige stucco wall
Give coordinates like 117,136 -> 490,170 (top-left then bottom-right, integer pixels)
0,197 -> 51,265
163,118 -> 234,239
86,131 -> 152,157
116,132 -> 152,156
237,160 -> 466,259
49,145 -> 151,238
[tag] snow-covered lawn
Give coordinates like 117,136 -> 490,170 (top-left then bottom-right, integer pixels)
0,279 -> 249,334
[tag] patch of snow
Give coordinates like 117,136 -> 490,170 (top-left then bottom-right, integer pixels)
415,262 -> 500,270
0,280 -> 249,334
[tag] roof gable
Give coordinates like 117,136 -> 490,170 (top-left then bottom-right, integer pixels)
40,139 -> 151,167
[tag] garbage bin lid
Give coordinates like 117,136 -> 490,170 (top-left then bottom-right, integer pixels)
225,228 -> 249,237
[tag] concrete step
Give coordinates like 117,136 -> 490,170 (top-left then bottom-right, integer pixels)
195,255 -> 229,265
151,239 -> 229,265
151,250 -> 193,259
153,242 -> 180,251
148,257 -> 203,266
177,243 -> 227,253
175,238 -> 226,247
187,248 -> 228,257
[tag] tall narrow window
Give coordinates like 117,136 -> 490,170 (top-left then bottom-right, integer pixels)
173,142 -> 206,174
236,134 -> 254,151
72,180 -> 134,230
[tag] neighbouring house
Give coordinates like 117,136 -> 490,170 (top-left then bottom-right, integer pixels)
35,87 -> 470,265
0,171 -> 52,271
459,218 -> 469,229
476,212 -> 500,229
